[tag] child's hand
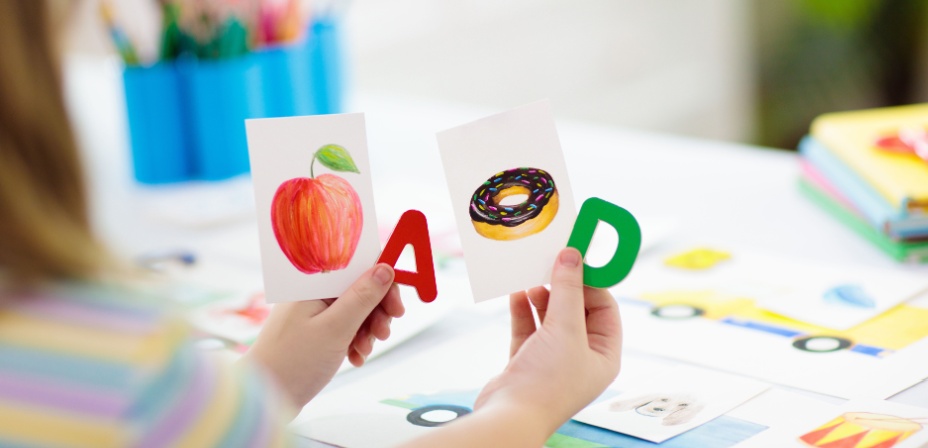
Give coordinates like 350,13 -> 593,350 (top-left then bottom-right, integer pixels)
244,264 -> 405,409
402,248 -> 621,448
475,247 -> 622,435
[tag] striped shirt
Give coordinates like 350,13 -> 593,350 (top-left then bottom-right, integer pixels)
0,282 -> 295,447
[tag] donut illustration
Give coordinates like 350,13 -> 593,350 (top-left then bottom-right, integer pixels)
469,167 -> 559,241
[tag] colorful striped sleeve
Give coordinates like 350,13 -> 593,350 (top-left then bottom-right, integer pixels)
0,286 -> 298,447
126,317 -> 296,448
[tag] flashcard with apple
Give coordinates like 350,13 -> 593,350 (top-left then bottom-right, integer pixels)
246,114 -> 381,303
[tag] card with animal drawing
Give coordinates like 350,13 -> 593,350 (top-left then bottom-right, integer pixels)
246,114 -> 381,303
436,100 -> 578,302
573,364 -> 769,443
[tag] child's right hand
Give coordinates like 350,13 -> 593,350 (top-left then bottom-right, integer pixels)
401,248 -> 621,447
474,247 -> 623,436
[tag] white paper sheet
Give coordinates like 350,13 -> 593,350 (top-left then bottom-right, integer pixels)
615,245 -> 928,400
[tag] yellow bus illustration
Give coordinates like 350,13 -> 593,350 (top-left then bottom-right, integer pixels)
622,290 -> 928,357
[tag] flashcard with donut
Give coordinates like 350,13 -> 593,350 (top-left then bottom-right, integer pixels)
246,113 -> 381,303
437,100 -> 581,301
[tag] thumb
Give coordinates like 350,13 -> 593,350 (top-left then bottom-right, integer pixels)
322,264 -> 395,335
545,247 -> 586,332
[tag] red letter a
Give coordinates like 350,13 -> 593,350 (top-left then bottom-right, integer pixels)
377,210 -> 437,303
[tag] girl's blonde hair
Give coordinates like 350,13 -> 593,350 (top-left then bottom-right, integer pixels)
0,1 -> 112,285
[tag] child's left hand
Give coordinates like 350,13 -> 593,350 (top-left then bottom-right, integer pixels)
243,264 -> 405,409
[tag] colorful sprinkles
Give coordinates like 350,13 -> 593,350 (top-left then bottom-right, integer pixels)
469,167 -> 557,227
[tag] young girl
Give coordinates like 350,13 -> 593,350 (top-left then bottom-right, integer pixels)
0,2 -> 622,446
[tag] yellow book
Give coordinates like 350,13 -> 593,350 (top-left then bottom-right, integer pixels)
811,104 -> 928,214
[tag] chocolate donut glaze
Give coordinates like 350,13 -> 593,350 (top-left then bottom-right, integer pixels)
469,167 -> 556,227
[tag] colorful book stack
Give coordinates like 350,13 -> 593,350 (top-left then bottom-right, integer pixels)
798,104 -> 928,262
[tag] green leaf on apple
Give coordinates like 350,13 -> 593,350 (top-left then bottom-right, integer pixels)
315,144 -> 360,174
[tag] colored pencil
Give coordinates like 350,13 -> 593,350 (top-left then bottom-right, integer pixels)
99,1 -> 141,65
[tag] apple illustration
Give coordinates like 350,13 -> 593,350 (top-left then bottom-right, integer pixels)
271,144 -> 363,274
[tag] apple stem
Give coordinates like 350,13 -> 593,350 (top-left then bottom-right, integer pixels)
310,149 -> 319,179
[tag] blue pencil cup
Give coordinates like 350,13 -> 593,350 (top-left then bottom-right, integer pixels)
121,18 -> 344,184
309,17 -> 344,114
181,56 -> 265,181
256,41 -> 317,117
122,64 -> 193,184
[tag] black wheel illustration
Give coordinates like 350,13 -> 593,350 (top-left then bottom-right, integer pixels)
792,335 -> 852,353
650,304 -> 705,319
407,404 -> 472,427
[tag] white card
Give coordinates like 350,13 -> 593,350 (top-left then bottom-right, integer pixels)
436,100 -> 578,302
574,364 -> 769,443
246,114 -> 381,303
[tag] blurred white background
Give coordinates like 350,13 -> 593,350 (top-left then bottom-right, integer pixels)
65,0 -> 928,150
66,0 -> 755,143
342,0 -> 754,142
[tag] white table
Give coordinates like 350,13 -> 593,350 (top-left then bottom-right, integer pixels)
64,57 -> 928,446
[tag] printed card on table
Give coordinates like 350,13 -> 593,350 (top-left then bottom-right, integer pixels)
628,246 -> 928,331
187,292 -> 270,345
796,400 -> 928,448
573,364 -> 769,443
748,257 -> 928,331
246,114 -> 380,303
436,100 -> 577,302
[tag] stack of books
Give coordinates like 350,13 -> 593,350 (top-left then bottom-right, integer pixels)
798,104 -> 928,263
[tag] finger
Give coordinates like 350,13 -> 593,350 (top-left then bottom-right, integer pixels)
348,347 -> 365,367
584,287 -> 622,358
381,284 -> 405,318
350,324 -> 374,357
526,286 -> 550,323
278,298 -> 328,320
509,291 -> 537,358
368,307 -> 393,341
545,247 -> 586,332
322,264 -> 395,335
